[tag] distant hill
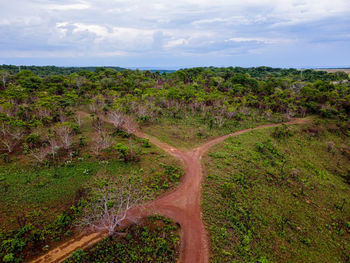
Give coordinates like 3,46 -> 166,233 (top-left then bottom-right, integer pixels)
314,68 -> 350,74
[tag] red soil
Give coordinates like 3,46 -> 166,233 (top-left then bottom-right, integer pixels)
30,113 -> 307,263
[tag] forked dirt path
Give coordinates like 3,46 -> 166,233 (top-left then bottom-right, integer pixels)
31,113 -> 308,263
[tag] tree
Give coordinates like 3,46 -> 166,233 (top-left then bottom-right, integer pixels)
92,116 -> 104,134
77,175 -> 146,236
109,111 -> 138,134
29,146 -> 50,163
55,124 -> 73,149
47,135 -> 59,159
91,131 -> 112,155
0,70 -> 10,89
0,122 -> 25,153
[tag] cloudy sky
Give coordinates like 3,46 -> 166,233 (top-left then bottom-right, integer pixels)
1,0 -> 350,68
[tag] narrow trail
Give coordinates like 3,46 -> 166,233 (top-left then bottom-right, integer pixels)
31,113 -> 308,263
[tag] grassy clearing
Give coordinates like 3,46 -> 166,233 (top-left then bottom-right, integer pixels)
142,113 -> 283,149
64,216 -> 180,263
202,119 -> 350,263
0,114 -> 183,262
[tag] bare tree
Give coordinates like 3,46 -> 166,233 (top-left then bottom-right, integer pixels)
109,111 -> 138,134
88,103 -> 98,114
47,136 -> 59,159
0,123 -> 25,153
92,116 -> 104,134
77,176 -> 146,236
122,116 -> 138,134
55,125 -> 73,149
58,113 -> 67,123
91,131 -> 112,155
74,114 -> 82,127
109,111 -> 125,130
0,70 -> 9,89
29,146 -> 51,163
36,107 -> 51,119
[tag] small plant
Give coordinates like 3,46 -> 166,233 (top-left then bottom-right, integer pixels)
1,153 -> 9,163
141,138 -> 151,148
272,124 -> 293,139
2,253 -> 15,262
79,136 -> 87,147
113,142 -> 140,163
71,249 -> 85,261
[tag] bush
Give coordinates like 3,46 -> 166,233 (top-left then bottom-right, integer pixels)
3,253 -> 15,262
140,138 -> 151,148
113,143 -> 140,163
272,124 -> 294,139
25,133 -> 41,145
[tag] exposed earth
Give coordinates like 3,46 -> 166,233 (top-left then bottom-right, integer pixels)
31,113 -> 308,263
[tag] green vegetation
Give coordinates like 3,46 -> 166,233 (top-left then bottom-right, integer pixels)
0,65 -> 125,77
142,112 -> 280,149
0,114 -> 182,262
0,65 -> 349,261
64,216 -> 180,263
203,120 -> 350,263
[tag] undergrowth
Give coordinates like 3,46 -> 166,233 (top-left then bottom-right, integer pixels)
64,216 -> 180,263
203,119 -> 350,263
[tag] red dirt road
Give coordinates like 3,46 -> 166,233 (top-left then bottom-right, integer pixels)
30,114 -> 307,263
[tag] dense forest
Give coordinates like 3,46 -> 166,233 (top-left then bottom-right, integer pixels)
0,65 -> 349,262
0,65 -> 125,77
0,66 -> 349,135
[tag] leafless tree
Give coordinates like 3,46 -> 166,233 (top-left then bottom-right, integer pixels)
47,136 -> 59,159
214,115 -> 225,128
29,146 -> 51,163
77,176 -> 146,236
88,103 -> 98,114
92,116 -> 104,134
75,114 -> 82,127
0,123 -> 25,153
109,111 -> 138,134
109,111 -> 125,130
58,113 -> 67,123
36,107 -> 51,119
122,116 -> 138,134
55,125 -> 73,149
0,70 -> 9,89
91,131 -> 112,155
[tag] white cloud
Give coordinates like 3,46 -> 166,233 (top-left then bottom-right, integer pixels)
45,1 -> 90,11
164,38 -> 189,49
72,23 -> 109,37
0,0 -> 350,66
227,37 -> 291,45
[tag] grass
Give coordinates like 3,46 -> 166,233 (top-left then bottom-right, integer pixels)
0,114 -> 183,262
141,112 -> 283,149
64,216 -> 180,263
202,119 -> 350,263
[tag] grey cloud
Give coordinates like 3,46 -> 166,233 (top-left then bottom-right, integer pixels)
0,0 -> 350,67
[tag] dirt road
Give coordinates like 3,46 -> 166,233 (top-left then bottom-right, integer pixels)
31,113 -> 307,263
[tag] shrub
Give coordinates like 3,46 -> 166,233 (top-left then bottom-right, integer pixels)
113,142 -> 140,163
141,138 -> 151,148
2,253 -> 15,262
25,133 -> 41,145
272,124 -> 294,139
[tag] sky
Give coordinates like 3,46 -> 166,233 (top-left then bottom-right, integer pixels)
0,0 -> 350,68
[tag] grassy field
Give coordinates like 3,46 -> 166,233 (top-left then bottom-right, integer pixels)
141,113 -> 283,149
64,216 -> 180,263
0,114 -> 183,262
202,119 -> 350,263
